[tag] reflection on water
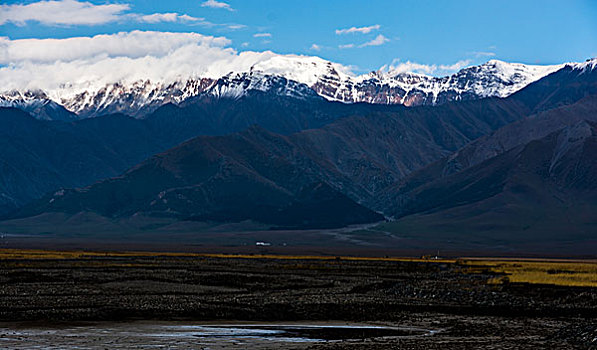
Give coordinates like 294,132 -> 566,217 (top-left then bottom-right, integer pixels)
0,322 -> 435,349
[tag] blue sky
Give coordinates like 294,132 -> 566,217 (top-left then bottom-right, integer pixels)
1,0 -> 596,74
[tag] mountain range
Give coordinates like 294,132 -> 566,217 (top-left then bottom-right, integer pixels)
1,57 -> 565,120
0,57 -> 596,253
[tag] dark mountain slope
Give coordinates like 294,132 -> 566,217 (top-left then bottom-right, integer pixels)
381,120 -> 597,248
18,126 -> 382,228
3,63 -> 597,225
385,94 -> 597,207
508,61 -> 597,113
0,92 -> 527,216
15,95 -> 535,225
143,91 -> 424,141
144,91 -> 344,138
0,94 -> 367,215
287,97 -> 530,209
0,109 -> 66,214
19,100 -> 77,121
0,108 -> 169,214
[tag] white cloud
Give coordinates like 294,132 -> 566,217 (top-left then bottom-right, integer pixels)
0,31 -> 230,64
227,24 -> 246,30
241,42 -> 249,47
201,0 -> 234,11
384,59 -> 472,76
136,13 -> 203,24
471,51 -> 496,58
1,31 -> 351,98
340,34 -> 390,50
310,44 -> 321,51
0,0 -> 218,26
0,31 -> 241,93
439,60 -> 472,71
0,0 -> 129,26
359,34 -> 389,47
385,61 -> 437,75
253,33 -> 272,38
335,24 -> 380,35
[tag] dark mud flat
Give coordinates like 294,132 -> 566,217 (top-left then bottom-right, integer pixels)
0,254 -> 595,349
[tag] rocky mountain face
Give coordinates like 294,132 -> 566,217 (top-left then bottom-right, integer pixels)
312,59 -> 563,106
59,78 -> 217,118
0,57 -> 568,119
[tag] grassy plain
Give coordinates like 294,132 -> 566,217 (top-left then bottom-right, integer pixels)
1,248 -> 595,287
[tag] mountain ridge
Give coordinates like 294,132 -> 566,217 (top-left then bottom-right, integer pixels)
1,57 -> 575,119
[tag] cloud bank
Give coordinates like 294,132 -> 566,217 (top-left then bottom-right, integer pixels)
0,31 -> 356,98
0,0 -> 129,26
0,31 -> 286,95
0,0 -> 214,26
0,30 -> 480,99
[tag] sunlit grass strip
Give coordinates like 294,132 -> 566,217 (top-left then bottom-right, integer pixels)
1,249 -> 595,287
0,248 -> 457,263
458,259 -> 597,287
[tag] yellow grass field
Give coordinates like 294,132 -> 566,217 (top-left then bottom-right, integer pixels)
458,259 -> 597,287
1,249 -> 595,287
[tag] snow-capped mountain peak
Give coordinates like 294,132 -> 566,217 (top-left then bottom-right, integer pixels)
570,57 -> 597,72
210,71 -> 320,100
0,56 -> 573,119
248,54 -> 353,86
0,90 -> 76,121
447,59 -> 564,98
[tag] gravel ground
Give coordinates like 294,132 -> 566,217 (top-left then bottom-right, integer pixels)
0,255 -> 595,349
